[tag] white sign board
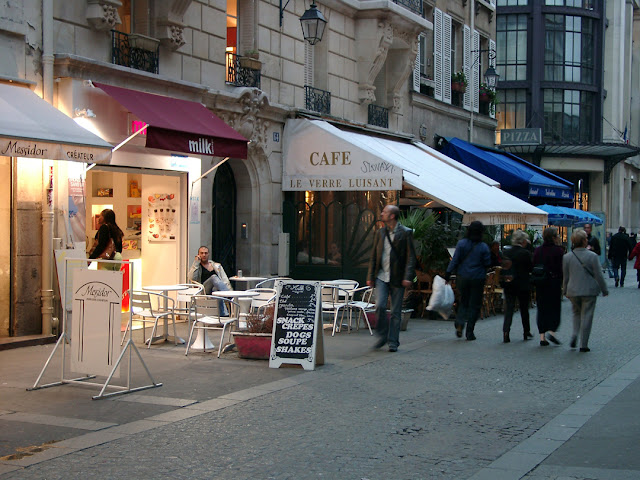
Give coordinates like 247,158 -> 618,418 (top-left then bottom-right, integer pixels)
71,269 -> 123,377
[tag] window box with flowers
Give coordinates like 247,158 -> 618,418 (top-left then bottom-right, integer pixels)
451,71 -> 467,93
479,83 -> 498,115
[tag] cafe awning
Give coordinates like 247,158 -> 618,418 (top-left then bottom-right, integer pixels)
437,136 -> 574,202
0,82 -> 112,163
94,83 -> 248,159
283,119 -> 548,225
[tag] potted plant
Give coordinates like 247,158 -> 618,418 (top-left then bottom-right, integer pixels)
451,71 -> 467,93
479,83 -> 497,104
238,50 -> 261,70
232,303 -> 274,360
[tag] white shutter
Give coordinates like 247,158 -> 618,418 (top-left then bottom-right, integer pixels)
434,9 -> 443,101
472,29 -> 480,113
413,34 -> 422,92
443,13 -> 452,105
489,38 -> 496,118
463,25 -> 471,111
304,43 -> 314,87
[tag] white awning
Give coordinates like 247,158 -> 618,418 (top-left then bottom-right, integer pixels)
0,83 -> 112,163
283,119 -> 548,225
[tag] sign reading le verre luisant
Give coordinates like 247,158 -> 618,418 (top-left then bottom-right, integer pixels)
269,281 -> 324,371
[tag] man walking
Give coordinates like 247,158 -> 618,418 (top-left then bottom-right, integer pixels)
608,226 -> 631,287
584,223 -> 601,256
367,205 -> 417,352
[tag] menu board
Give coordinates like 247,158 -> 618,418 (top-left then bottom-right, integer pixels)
269,280 -> 324,370
147,192 -> 178,241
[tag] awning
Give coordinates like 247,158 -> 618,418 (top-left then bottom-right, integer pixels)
283,119 -> 548,225
0,83 -> 112,163
437,137 -> 574,201
537,204 -> 603,227
94,83 -> 248,159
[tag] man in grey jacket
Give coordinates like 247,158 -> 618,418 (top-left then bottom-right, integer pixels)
563,229 -> 608,352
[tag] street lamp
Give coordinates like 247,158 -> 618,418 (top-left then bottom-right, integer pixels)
280,0 -> 327,45
469,48 -> 499,142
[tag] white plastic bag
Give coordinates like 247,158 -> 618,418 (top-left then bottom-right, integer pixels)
426,275 -> 455,320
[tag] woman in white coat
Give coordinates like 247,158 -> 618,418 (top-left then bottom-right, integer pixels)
562,229 -> 608,352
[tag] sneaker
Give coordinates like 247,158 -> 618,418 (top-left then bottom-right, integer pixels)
579,347 -> 590,353
570,337 -> 577,349
455,325 -> 463,338
466,333 -> 476,341
388,346 -> 398,352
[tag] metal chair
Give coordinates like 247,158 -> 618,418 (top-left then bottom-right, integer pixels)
238,288 -> 277,329
320,285 -> 351,336
255,277 -> 292,289
185,295 -> 239,358
122,290 -> 177,348
345,286 -> 374,335
175,283 -> 204,328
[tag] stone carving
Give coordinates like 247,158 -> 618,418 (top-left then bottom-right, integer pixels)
358,21 -> 393,105
358,84 -> 376,105
219,89 -> 270,152
86,0 -> 122,31
388,31 -> 420,114
157,22 -> 186,50
156,0 -> 192,50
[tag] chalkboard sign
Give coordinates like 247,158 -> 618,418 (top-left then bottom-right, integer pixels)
269,280 -> 324,370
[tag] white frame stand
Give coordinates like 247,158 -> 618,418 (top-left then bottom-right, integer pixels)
29,258 -> 162,400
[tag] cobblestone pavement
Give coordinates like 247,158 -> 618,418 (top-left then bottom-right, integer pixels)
0,276 -> 638,479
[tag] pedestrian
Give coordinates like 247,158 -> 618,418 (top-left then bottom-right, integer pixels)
532,227 -> 564,346
629,240 -> 640,288
563,229 -> 609,352
584,223 -> 601,256
89,208 -> 123,271
444,221 -> 491,341
490,240 -> 502,267
366,204 -> 417,352
502,230 -> 533,343
608,226 -> 632,287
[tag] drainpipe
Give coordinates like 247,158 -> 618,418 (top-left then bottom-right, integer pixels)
41,0 -> 54,335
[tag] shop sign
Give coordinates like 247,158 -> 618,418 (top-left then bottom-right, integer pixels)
499,128 -> 542,146
0,138 -> 110,163
463,212 -> 548,226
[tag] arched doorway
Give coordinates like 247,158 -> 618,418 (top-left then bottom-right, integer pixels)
212,162 -> 236,276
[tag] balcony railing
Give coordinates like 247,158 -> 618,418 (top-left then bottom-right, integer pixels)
393,0 -> 422,16
304,86 -> 331,115
368,104 -> 389,129
111,30 -> 159,74
226,52 -> 261,89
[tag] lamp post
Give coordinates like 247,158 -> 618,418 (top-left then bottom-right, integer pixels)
468,48 -> 499,143
280,0 -> 327,45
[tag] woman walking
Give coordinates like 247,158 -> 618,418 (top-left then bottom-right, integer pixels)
89,208 -> 123,271
563,229 -> 608,352
502,230 -> 533,343
629,241 -> 640,288
533,227 -> 564,346
445,221 -> 491,341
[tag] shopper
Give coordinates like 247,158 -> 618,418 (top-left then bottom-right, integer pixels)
89,208 -> 123,271
629,240 -> 640,288
584,223 -> 601,256
532,227 -> 564,346
445,221 -> 491,341
563,229 -> 609,352
502,230 -> 533,343
608,226 -> 632,287
367,204 -> 417,352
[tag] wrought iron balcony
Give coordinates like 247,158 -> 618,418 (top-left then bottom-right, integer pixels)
304,86 -> 331,115
368,104 -> 389,129
225,52 -> 261,89
111,30 -> 159,74
392,0 -> 422,16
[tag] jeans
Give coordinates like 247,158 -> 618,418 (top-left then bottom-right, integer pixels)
569,296 -> 598,349
375,278 -> 405,348
611,257 -> 627,284
503,289 -> 531,334
203,275 -> 230,316
455,276 -> 485,339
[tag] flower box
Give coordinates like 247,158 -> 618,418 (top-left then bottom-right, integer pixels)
238,56 -> 262,70
452,82 -> 466,93
233,332 -> 272,360
128,33 -> 160,51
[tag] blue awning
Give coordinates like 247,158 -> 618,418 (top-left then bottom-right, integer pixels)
537,204 -> 603,226
437,137 -> 574,201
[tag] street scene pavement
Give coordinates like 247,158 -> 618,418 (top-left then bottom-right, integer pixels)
0,272 -> 639,479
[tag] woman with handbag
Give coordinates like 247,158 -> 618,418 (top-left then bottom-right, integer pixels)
502,230 -> 533,343
532,227 -> 564,346
89,209 -> 123,271
563,229 -> 608,352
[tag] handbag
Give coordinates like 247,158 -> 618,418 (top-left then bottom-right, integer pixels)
98,238 -> 116,259
531,263 -> 547,284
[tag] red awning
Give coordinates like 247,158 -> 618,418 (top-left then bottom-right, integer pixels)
94,83 -> 248,159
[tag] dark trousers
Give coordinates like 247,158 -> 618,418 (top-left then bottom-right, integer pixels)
503,289 -> 530,334
455,276 -> 485,339
536,278 -> 562,333
611,257 -> 627,284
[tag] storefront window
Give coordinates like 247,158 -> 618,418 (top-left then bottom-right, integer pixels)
543,89 -> 594,143
544,14 -> 595,84
496,14 -> 528,81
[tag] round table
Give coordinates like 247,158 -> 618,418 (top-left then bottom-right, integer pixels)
229,276 -> 268,289
142,284 -> 189,345
189,291 -> 260,351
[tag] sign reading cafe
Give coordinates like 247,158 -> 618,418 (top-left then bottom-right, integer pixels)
282,119 -> 404,192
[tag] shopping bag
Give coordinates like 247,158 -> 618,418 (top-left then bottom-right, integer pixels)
426,275 -> 455,320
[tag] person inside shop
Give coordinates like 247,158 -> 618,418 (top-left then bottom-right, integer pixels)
584,223 -> 601,256
608,226 -> 632,287
489,241 -> 502,267
88,208 -> 123,271
328,242 -> 342,265
188,246 -> 232,314
296,242 -> 325,264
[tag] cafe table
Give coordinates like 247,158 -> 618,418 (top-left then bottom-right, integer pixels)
228,275 -> 267,289
189,290 -> 260,351
142,284 -> 189,345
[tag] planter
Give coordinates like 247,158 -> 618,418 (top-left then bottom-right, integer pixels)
479,93 -> 491,103
238,57 -> 262,70
233,332 -> 272,360
366,309 -> 414,331
128,33 -> 160,51
451,82 -> 466,93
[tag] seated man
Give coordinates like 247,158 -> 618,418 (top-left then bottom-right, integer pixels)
188,246 -> 232,314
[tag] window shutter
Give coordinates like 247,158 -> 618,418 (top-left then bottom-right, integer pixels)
443,13 -> 452,105
472,29 -> 480,113
238,0 -> 255,55
413,34 -> 423,92
434,9 -> 443,101
489,38 -> 496,118
463,25 -> 471,111
304,43 -> 314,87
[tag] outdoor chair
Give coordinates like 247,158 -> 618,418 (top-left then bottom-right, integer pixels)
345,286 -> 374,335
186,295 -> 239,358
320,285 -> 351,336
238,288 -> 277,329
122,290 -> 177,348
175,283 -> 204,328
255,277 -> 292,289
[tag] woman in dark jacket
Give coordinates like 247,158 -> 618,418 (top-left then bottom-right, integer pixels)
502,230 -> 533,343
89,209 -> 123,271
532,227 -> 564,346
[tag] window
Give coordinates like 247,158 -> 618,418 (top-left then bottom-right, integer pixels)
496,14 -> 527,81
545,0 -> 594,9
544,15 -> 595,83
117,0 -> 154,35
496,89 -> 527,130
543,89 -> 594,142
497,0 -> 528,5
